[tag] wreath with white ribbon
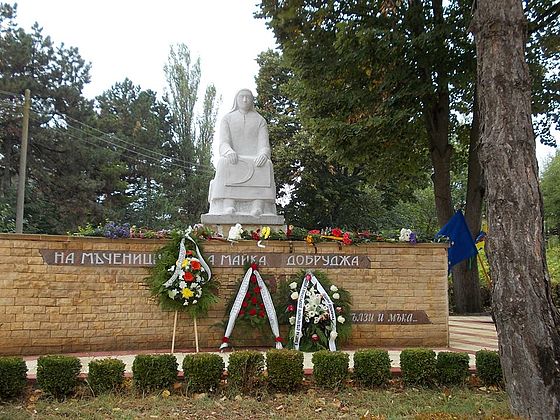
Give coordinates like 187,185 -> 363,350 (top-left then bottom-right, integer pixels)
220,263 -> 283,350
278,270 -> 351,352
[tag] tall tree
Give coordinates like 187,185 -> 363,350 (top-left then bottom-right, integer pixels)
258,0 -> 559,313
163,43 -> 219,224
255,49 -> 397,229
471,0 -> 560,417
0,3 -> 100,233
95,79 -> 173,228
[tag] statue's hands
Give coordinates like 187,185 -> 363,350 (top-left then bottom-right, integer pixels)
254,154 -> 268,167
225,151 -> 238,164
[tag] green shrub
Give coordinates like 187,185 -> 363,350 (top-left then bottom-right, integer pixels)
312,350 -> 349,389
132,354 -> 178,393
227,351 -> 265,395
399,348 -> 437,387
182,353 -> 224,393
0,356 -> 27,400
476,350 -> 503,386
266,349 -> 304,392
436,352 -> 470,385
353,349 -> 391,387
87,358 -> 125,395
36,355 -> 81,399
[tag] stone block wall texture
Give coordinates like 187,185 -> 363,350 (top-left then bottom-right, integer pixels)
0,234 -> 449,355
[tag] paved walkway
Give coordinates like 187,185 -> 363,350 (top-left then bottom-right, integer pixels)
22,315 -> 498,376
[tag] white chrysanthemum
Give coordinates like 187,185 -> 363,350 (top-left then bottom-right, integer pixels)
179,280 -> 187,289
314,317 -> 320,324
330,285 -> 338,292
330,331 -> 338,340
290,291 -> 299,300
289,282 -> 298,290
332,292 -> 340,300
289,316 -> 296,325
167,266 -> 175,272
168,290 -> 178,299
192,299 -> 198,304
337,315 -> 345,324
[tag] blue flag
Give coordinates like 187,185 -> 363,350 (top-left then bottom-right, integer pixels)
436,210 -> 478,268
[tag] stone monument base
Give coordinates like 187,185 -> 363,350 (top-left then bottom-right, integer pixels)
200,213 -> 285,236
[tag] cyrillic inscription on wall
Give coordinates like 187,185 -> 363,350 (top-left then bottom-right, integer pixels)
350,310 -> 431,324
206,253 -> 370,269
40,250 -> 156,267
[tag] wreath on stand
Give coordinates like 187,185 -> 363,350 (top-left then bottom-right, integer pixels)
145,228 -> 219,352
276,270 -> 352,352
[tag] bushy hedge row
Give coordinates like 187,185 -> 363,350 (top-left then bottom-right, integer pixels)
2,349 -> 503,398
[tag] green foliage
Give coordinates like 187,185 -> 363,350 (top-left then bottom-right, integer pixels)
312,350 -> 349,389
542,151 -> 560,232
87,358 -> 125,395
132,354 -> 178,393
0,356 -> 27,400
182,353 -> 224,393
226,351 -> 265,395
352,349 -> 391,388
276,270 -> 351,352
399,348 -> 437,387
475,350 -> 503,387
145,231 -> 218,318
436,352 -> 470,386
265,349 -> 304,392
255,49 -> 403,229
36,355 -> 81,399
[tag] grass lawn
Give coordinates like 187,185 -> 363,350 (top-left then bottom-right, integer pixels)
0,380 -> 515,420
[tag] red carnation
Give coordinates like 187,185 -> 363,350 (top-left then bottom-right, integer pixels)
275,336 -> 283,343
242,301 -> 248,308
342,232 -> 352,245
239,310 -> 245,316
250,274 -> 257,283
249,309 -> 257,316
251,231 -> 260,240
259,311 -> 266,318
251,297 -> 258,304
332,227 -> 343,237
287,305 -> 295,312
311,334 -> 319,342
250,263 -> 258,271
308,229 -> 321,235
259,303 -> 265,308
183,271 -> 194,282
222,336 -> 229,343
254,286 -> 261,294
245,292 -> 251,299
186,250 -> 193,256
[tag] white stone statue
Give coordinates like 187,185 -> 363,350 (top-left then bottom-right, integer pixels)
201,89 -> 284,226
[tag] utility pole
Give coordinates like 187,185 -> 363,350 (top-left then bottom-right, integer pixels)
15,89 -> 31,233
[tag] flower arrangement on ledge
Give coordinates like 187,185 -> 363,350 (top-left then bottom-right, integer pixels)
276,270 -> 352,352
73,221 -> 425,245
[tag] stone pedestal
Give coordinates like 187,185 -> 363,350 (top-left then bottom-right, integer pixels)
200,213 -> 285,236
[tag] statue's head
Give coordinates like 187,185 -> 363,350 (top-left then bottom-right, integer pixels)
231,89 -> 254,112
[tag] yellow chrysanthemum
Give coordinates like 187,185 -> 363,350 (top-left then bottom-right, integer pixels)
182,288 -> 194,299
181,258 -> 191,268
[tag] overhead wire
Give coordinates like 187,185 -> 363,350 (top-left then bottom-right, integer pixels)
27,113 -> 216,175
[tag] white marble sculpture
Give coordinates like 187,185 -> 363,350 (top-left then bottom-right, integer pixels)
201,89 -> 284,226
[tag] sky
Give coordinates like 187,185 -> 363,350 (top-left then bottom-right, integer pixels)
11,0 -> 558,167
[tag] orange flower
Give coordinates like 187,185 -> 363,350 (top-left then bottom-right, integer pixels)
183,271 -> 194,282
190,260 -> 201,270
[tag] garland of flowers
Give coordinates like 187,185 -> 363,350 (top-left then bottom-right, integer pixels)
219,263 -> 282,350
145,228 -> 218,319
276,270 -> 352,352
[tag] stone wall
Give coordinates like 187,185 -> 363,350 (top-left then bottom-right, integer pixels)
0,234 -> 449,356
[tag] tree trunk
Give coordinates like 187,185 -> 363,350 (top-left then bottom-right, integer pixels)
471,1 -> 560,417
452,91 -> 484,314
